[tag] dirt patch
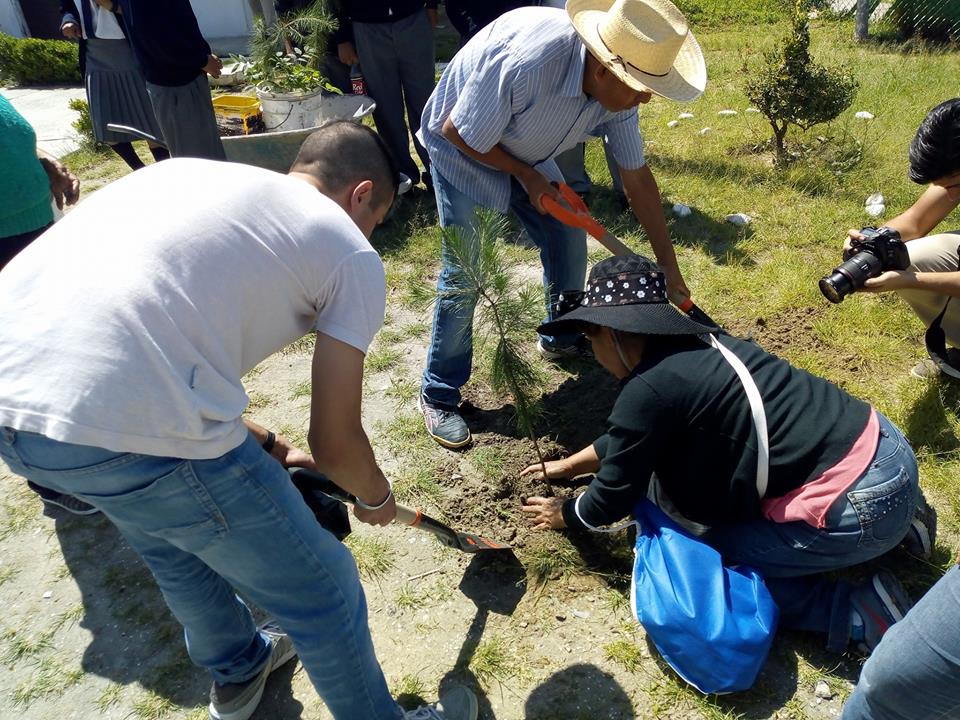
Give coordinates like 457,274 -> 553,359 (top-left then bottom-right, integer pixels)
725,304 -> 870,375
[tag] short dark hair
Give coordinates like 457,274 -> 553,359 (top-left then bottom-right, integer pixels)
291,120 -> 399,208
908,98 -> 960,184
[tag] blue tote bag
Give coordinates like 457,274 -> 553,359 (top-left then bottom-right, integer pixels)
629,499 -> 778,694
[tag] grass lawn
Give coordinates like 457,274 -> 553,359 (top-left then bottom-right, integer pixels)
12,9 -> 958,720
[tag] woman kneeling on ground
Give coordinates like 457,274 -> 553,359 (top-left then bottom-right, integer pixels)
521,254 -> 932,655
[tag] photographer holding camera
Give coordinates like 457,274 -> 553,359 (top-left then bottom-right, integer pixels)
834,98 -> 960,379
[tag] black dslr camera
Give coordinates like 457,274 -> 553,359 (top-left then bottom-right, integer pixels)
819,227 -> 910,304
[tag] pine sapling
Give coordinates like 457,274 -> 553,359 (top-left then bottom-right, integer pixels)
437,210 -> 553,490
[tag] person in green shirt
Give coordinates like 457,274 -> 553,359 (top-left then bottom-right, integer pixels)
0,94 -> 80,270
0,93 -> 93,516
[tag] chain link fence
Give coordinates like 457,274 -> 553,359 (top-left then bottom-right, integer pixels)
837,0 -> 960,42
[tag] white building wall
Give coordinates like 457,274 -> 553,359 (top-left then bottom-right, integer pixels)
0,0 -> 27,38
189,0 -> 254,38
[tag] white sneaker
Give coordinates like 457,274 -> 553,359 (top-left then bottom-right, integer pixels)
402,685 -> 478,720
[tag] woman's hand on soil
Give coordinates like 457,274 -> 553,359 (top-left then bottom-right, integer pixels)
522,496 -> 566,530
519,459 -> 570,482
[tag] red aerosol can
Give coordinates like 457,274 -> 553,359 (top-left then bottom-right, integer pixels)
350,65 -> 366,95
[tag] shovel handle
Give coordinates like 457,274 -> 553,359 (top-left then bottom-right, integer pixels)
540,184 -> 634,256
597,230 -> 634,257
394,504 -> 422,526
288,468 -> 425,527
541,194 -> 607,239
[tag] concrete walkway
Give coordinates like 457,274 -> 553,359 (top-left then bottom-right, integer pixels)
3,85 -> 87,157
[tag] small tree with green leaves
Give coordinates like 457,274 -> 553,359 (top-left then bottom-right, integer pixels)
745,0 -> 858,162
433,210 -> 553,489
244,1 -> 338,94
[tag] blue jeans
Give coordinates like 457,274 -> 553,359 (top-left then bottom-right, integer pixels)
554,139 -> 624,196
0,428 -> 402,720
842,564 -> 960,720
422,167 -> 588,408
701,412 -> 919,652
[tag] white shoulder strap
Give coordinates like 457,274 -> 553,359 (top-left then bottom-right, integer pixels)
707,335 -> 769,499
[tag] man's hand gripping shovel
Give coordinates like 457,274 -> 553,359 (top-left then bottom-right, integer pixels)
540,182 -> 720,329
288,467 -> 510,554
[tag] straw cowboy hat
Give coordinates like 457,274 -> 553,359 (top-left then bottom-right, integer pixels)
567,0 -> 707,102
538,255 -> 718,337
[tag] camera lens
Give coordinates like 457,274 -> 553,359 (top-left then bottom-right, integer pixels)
818,251 -> 883,304
819,272 -> 851,304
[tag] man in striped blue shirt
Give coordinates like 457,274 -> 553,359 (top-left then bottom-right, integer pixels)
417,0 -> 707,448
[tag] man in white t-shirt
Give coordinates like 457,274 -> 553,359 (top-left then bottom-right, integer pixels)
0,121 -> 477,720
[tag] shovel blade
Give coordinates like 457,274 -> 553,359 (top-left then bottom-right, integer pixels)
411,510 -> 511,553
455,530 -> 512,553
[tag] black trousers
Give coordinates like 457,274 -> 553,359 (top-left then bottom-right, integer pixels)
0,222 -> 52,271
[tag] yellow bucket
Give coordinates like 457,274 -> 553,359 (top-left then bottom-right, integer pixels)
213,94 -> 261,120
212,95 -> 264,136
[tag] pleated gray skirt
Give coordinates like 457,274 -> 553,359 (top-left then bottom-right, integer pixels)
85,37 -> 164,145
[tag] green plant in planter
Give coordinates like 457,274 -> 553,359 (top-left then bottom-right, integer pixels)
243,2 -> 340,95
429,210 -> 553,489
744,0 -> 858,163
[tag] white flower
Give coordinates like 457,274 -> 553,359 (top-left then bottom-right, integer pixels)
606,280 -> 614,288
640,277 -> 647,285
699,127 -> 712,136
667,120 -> 680,128
622,282 -> 630,288
673,203 -> 692,218
639,291 -> 646,298
678,112 -> 694,120
855,111 -> 875,120
726,213 -> 752,226
745,107 -> 761,114
604,294 -> 613,302
718,109 -> 738,117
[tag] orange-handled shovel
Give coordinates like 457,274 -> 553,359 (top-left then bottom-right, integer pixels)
540,182 -> 633,257
540,183 -> 720,329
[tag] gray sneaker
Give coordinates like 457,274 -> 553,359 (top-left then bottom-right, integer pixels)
208,622 -> 297,720
402,685 -> 478,720
418,393 -> 472,449
910,349 -> 960,380
901,493 -> 937,560
537,337 -> 593,361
